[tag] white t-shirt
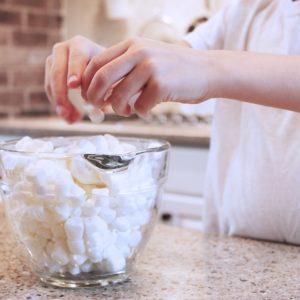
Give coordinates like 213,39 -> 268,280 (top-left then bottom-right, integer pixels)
184,0 -> 300,244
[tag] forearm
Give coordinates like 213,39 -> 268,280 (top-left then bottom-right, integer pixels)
208,51 -> 300,112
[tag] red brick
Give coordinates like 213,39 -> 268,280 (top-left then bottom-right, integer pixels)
0,72 -> 8,85
27,13 -> 62,29
0,90 -> 23,106
0,9 -> 21,25
13,69 -> 44,86
0,31 -> 7,44
29,90 -> 49,103
9,0 -> 47,8
47,0 -> 62,10
27,90 -> 51,112
47,33 -> 62,46
13,30 -> 48,46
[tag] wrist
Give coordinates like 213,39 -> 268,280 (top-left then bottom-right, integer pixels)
197,50 -> 230,100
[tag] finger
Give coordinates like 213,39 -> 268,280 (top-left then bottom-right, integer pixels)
81,39 -> 131,98
50,43 -> 80,123
134,78 -> 163,116
85,51 -> 140,107
67,43 -> 90,89
107,63 -> 150,116
44,55 -> 53,104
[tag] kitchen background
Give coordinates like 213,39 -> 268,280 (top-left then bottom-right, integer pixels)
0,0 -> 226,230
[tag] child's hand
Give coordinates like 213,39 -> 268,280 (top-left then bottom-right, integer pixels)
81,37 -> 213,117
45,35 -> 104,123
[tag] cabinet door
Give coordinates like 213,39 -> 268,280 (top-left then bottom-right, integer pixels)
165,146 -> 209,197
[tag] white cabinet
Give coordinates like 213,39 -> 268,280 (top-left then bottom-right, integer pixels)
158,145 -> 209,231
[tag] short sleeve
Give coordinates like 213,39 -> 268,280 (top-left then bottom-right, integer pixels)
183,9 -> 227,50
183,0 -> 248,50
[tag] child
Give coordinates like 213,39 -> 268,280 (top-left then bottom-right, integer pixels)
45,0 -> 300,244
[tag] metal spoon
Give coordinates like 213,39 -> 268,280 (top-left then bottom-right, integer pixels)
83,143 -> 169,171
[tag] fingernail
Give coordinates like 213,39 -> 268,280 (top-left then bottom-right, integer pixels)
68,75 -> 78,85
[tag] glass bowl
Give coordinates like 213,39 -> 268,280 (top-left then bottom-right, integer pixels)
0,136 -> 170,288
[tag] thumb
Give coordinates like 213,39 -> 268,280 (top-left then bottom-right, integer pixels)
67,46 -> 90,89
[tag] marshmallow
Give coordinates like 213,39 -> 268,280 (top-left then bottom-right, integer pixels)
92,188 -> 110,207
103,245 -> 126,272
53,203 -> 71,222
84,216 -> 108,238
91,136 -> 110,154
70,156 -> 103,185
68,265 -> 81,276
82,200 -> 100,217
64,217 -> 84,240
99,207 -> 116,224
80,261 -> 93,273
16,136 -> 54,153
114,216 -> 130,232
70,254 -> 87,266
88,247 -> 103,263
128,230 -> 142,248
104,134 -> 123,154
67,239 -> 86,254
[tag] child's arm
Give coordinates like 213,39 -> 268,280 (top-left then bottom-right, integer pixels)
80,38 -> 300,117
208,50 -> 300,112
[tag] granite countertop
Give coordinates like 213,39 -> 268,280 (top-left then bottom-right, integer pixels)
0,116 -> 210,147
0,208 -> 299,299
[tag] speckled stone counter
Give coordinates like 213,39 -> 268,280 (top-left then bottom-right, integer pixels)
0,207 -> 299,300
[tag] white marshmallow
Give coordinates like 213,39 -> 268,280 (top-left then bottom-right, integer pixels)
64,217 -> 84,240
92,188 -> 110,207
86,232 -> 105,249
70,156 -> 103,185
84,216 -> 108,238
128,230 -> 142,248
103,134 -> 123,154
88,247 -> 103,263
68,265 -> 81,275
70,254 -> 87,266
115,239 -> 131,257
53,203 -> 71,221
103,245 -> 126,273
69,139 -> 96,154
116,195 -> 138,215
80,261 -> 93,273
16,136 -> 54,153
82,200 -> 99,217
67,239 -> 85,254
114,216 -> 130,232
98,207 -> 116,224
91,136 -> 110,154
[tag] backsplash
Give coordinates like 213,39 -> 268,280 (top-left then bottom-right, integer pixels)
0,0 -> 63,116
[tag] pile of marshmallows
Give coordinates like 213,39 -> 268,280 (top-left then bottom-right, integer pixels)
3,135 -> 158,276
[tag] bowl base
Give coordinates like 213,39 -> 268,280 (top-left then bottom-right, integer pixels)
38,271 -> 130,288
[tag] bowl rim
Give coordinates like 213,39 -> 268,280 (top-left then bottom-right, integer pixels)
0,135 -> 171,159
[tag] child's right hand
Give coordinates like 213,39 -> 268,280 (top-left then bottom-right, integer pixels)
45,35 -> 104,123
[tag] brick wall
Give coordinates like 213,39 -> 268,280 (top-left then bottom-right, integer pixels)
0,0 -> 63,116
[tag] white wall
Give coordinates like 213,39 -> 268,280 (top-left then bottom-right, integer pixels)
63,0 -> 211,46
